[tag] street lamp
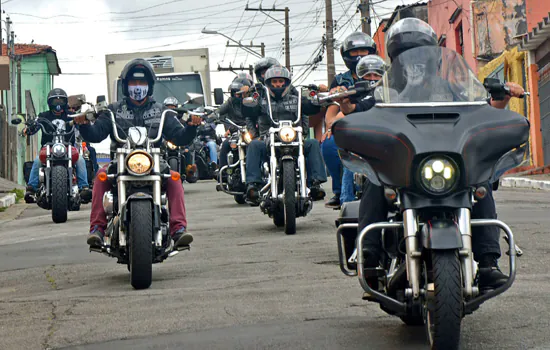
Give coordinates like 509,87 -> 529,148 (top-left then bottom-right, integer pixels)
201,27 -> 263,58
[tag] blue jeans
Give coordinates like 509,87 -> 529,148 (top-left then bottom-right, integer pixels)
340,167 -> 356,204
246,139 -> 328,185
321,136 -> 342,196
28,154 -> 89,190
206,140 -> 218,164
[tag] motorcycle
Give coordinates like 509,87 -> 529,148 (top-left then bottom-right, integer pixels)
163,139 -> 190,183
332,46 -> 530,349
86,100 -> 194,290
243,85 -> 313,235
75,136 -> 96,190
12,115 -> 84,223
186,108 -> 220,181
215,117 -> 252,204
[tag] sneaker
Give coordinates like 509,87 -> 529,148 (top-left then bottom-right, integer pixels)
24,186 -> 36,204
80,186 -> 92,203
478,254 -> 508,292
172,227 -> 193,248
309,180 -> 326,201
325,195 -> 341,209
87,226 -> 105,247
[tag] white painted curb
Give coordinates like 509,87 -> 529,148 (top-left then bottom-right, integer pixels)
0,193 -> 16,208
500,177 -> 550,191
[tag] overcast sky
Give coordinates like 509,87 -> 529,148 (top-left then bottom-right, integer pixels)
2,0 -> 416,151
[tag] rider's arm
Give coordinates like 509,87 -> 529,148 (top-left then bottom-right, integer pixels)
489,82 -> 525,110
243,105 -> 261,138
351,97 -> 376,114
163,114 -> 198,146
325,104 -> 343,130
78,111 -> 113,143
216,100 -> 231,120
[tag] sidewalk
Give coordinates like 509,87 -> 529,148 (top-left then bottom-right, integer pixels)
500,174 -> 550,190
0,177 -> 24,210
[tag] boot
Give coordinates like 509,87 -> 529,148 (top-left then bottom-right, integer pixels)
478,254 -> 508,293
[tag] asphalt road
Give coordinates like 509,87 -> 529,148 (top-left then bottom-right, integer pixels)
0,182 -> 549,350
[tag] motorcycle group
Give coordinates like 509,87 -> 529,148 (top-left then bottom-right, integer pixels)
12,18 -> 532,349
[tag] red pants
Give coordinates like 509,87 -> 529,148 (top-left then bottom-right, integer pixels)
90,166 -> 187,236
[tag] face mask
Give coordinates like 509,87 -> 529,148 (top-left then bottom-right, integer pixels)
128,84 -> 149,101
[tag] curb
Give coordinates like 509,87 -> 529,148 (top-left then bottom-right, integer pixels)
500,177 -> 550,191
0,193 -> 16,208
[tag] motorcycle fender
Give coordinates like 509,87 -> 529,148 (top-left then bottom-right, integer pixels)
420,219 -> 463,250
121,193 -> 161,232
281,155 -> 293,161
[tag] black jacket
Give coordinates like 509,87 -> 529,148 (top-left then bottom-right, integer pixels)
79,97 -> 197,154
29,111 -> 76,147
217,97 -> 246,133
243,89 -> 320,139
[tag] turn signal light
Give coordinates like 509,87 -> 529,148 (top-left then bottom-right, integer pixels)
171,172 -> 181,181
97,172 -> 108,182
474,186 -> 487,199
384,188 -> 397,201
309,91 -> 316,97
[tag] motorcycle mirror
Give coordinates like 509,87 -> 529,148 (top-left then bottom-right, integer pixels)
11,118 -> 22,125
213,88 -> 224,105
242,97 -> 256,106
186,93 -> 204,105
96,95 -> 106,104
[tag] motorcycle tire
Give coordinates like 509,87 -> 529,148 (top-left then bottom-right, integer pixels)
128,200 -> 153,290
282,160 -> 296,235
51,165 -> 68,224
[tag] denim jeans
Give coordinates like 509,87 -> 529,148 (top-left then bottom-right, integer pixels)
340,167 -> 356,204
321,135 -> 342,196
206,140 -> 218,164
28,154 -> 89,190
245,139 -> 327,185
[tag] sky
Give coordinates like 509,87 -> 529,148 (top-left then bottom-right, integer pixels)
2,0 -> 418,151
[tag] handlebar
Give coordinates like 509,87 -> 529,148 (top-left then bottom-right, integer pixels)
483,79 -> 529,100
26,117 -> 75,137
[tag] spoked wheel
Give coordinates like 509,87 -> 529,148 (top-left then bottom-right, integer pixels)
423,250 -> 463,350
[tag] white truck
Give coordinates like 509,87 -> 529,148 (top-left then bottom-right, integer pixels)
105,48 -> 212,107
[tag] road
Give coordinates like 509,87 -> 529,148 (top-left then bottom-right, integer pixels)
0,182 -> 548,350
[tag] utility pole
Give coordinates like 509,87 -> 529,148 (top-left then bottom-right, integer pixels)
10,30 -> 15,122
325,0 -> 335,84
6,16 -> 11,123
225,41 -> 265,57
217,63 -> 254,77
245,5 -> 291,69
358,0 -> 371,36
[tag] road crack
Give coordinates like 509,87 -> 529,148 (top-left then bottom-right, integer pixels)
44,265 -> 59,290
42,301 -> 58,350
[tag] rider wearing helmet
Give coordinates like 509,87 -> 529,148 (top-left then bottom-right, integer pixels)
76,59 -> 201,250
254,57 -> 280,84
351,18 -> 525,292
217,78 -> 251,172
243,65 -> 327,204
24,88 -> 91,203
322,32 -> 377,209
163,96 -> 179,109
234,72 -> 254,86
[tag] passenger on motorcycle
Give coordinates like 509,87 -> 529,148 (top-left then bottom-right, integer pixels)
243,65 -> 327,204
352,18 -> 525,292
75,59 -> 200,249
24,88 -> 92,203
217,78 -> 251,171
322,32 -> 377,209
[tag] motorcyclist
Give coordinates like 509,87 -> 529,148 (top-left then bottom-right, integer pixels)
243,65 -> 327,204
163,96 -> 179,110
234,72 -> 254,86
351,18 -> 525,292
254,57 -> 280,84
23,88 -> 92,203
68,95 -> 99,175
216,78 -> 251,172
75,59 -> 200,249
330,55 -> 386,205
322,32 -> 377,209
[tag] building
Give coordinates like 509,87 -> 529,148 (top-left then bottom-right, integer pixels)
519,13 -> 550,167
373,19 -> 389,59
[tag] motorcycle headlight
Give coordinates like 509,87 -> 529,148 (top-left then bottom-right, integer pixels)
52,143 -> 67,157
166,141 -> 177,150
419,157 -> 458,195
279,127 -> 296,143
126,151 -> 153,175
243,131 -> 252,144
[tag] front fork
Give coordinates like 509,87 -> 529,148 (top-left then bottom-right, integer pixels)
297,132 -> 307,199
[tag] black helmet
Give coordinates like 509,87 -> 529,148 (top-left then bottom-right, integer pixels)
120,58 -> 156,99
47,88 -> 68,114
234,72 -> 254,85
264,65 -> 291,100
386,18 -> 437,62
356,55 -> 387,79
229,78 -> 252,100
254,57 -> 280,83
340,32 -> 377,72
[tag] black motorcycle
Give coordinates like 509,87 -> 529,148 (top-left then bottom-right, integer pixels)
13,115 -> 85,223
75,136 -> 96,189
333,47 -> 529,349
186,108 -> 220,181
163,139 -> 192,183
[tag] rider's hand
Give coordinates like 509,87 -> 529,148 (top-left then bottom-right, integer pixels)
22,127 -> 28,136
318,84 -> 328,92
73,115 -> 89,125
339,98 -> 356,115
224,129 -> 231,137
321,129 -> 331,142
330,86 -> 347,95
505,82 -> 524,98
188,115 -> 202,126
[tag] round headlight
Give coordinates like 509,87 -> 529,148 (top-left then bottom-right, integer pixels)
126,151 -> 153,175
279,127 -> 296,143
52,143 -> 67,157
166,141 -> 177,150
419,157 -> 458,194
243,131 -> 252,144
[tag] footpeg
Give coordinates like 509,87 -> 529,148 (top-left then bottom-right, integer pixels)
176,245 -> 190,252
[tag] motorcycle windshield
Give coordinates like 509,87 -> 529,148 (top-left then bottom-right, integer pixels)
373,47 -> 488,104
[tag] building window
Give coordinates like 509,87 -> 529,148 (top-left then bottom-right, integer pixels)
455,22 -> 464,56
